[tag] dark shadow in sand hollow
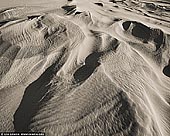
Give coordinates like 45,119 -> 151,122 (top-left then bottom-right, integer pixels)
163,60 -> 170,78
13,47 -> 67,132
61,5 -> 76,13
27,15 -> 40,20
75,12 -> 82,15
94,3 -> 103,7
122,21 -> 131,31
74,52 -> 101,83
13,62 -> 56,132
132,22 -> 151,42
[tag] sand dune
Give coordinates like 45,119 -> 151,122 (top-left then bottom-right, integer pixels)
0,0 -> 170,135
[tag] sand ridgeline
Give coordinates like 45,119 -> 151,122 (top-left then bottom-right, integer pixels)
0,0 -> 170,135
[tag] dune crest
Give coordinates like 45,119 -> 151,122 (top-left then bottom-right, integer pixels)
0,0 -> 170,135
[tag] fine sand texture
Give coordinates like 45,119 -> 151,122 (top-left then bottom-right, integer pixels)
0,0 -> 170,135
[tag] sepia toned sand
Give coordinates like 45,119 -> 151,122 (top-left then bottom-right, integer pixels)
0,0 -> 170,135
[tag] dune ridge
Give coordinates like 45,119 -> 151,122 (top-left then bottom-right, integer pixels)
0,0 -> 170,135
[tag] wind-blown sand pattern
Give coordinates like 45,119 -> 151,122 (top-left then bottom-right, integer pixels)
0,0 -> 170,135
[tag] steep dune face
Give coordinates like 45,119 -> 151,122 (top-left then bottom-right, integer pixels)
0,0 -> 170,135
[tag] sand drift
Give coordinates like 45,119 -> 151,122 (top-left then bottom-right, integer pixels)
0,0 -> 170,135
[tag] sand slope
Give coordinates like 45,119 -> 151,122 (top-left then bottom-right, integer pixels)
0,0 -> 170,135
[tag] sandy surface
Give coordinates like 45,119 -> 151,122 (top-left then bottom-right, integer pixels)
0,0 -> 170,135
